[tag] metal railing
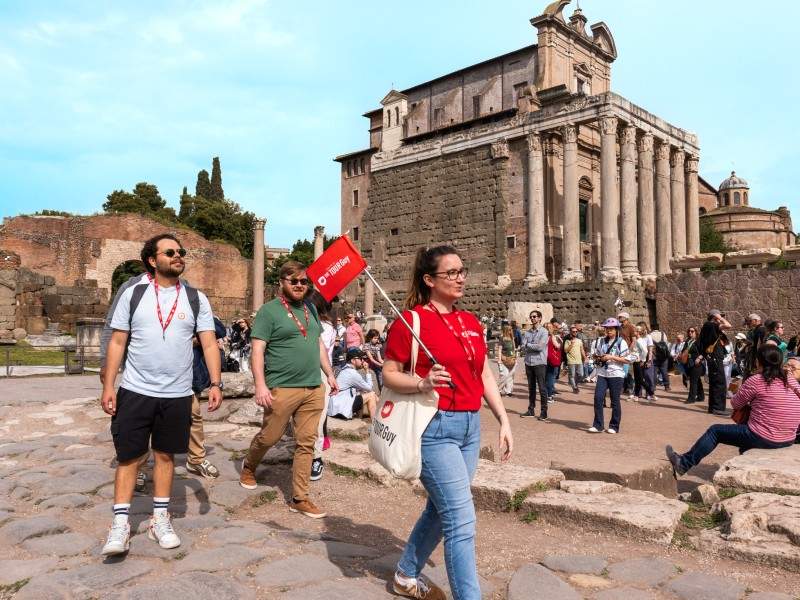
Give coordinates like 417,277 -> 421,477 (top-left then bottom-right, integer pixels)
0,342 -> 101,377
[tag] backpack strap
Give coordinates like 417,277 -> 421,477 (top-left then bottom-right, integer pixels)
128,283 -> 150,331
304,300 -> 322,327
184,284 -> 200,334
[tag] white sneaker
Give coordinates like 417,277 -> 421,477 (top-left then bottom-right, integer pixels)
587,427 -> 601,433
101,520 -> 130,556
607,428 -> 617,434
148,512 -> 181,549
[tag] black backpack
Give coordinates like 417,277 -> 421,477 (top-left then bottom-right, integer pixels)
653,340 -> 670,363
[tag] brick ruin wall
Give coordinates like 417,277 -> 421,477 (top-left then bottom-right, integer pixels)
0,214 -> 253,331
656,267 -> 800,339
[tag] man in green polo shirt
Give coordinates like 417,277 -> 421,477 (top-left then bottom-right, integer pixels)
239,260 -> 338,518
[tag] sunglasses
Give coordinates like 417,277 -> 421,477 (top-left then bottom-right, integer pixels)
282,277 -> 309,286
158,248 -> 187,258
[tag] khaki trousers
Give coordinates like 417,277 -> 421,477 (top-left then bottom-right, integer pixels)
187,395 -> 206,465
244,386 -> 324,502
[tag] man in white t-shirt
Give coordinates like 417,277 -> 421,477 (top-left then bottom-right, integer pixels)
100,234 -> 223,557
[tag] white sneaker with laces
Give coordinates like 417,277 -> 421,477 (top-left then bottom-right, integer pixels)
101,520 -> 130,556
587,426 -> 601,433
393,571 -> 444,599
607,428 -> 617,434
148,512 -> 181,549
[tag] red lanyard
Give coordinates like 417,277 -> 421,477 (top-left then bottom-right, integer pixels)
427,303 -> 480,380
148,274 -> 181,340
279,295 -> 310,339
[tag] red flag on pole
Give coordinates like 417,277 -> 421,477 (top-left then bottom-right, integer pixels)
306,235 -> 367,302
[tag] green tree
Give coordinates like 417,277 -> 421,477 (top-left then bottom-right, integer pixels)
210,156 -> 224,201
264,235 -> 335,285
111,260 -> 146,294
195,169 -> 212,200
699,218 -> 731,254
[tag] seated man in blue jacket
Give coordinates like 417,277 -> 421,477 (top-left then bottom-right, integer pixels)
327,348 -> 378,420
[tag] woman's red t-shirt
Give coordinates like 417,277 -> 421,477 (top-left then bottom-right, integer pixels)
384,306 -> 486,411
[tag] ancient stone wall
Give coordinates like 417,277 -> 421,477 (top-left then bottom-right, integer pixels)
0,214 -> 252,323
656,268 -> 800,339
0,250 -> 20,334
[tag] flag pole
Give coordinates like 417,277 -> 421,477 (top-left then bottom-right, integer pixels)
363,267 -> 439,366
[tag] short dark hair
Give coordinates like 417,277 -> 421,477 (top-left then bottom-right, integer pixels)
530,310 -> 542,319
279,260 -> 306,280
141,234 -> 181,275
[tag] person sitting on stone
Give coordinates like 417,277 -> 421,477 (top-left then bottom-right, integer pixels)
327,348 -> 378,420
667,344 -> 800,478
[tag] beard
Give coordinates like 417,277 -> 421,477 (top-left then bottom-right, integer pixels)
157,262 -> 185,278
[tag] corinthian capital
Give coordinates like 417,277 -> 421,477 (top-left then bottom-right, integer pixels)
491,139 -> 509,159
562,124 -> 577,144
638,132 -> 653,154
526,133 -> 542,153
685,155 -> 699,173
621,124 -> 636,146
253,218 -> 266,230
670,148 -> 685,168
654,140 -> 671,161
600,116 -> 618,136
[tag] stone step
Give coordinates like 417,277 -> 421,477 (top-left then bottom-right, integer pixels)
713,445 -> 800,496
327,417 -> 369,441
550,455 -> 677,498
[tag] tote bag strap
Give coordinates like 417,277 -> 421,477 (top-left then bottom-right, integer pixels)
409,309 -> 421,376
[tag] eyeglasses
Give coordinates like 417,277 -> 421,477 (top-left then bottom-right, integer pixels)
529,315 -> 540,320
433,268 -> 468,281
158,248 -> 187,258
282,277 -> 309,286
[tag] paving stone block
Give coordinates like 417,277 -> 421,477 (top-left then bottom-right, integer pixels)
127,532 -> 194,559
114,572 -> 256,600
0,558 -> 58,586
306,540 -> 382,559
594,587 -> 657,600
607,557 -> 676,586
277,578 -> 388,600
252,554 -> 342,587
471,459 -> 564,512
17,560 -> 153,600
541,554 -> 608,575
175,545 -> 263,572
507,563 -> 581,600
22,532 -> 96,557
713,446 -> 800,495
0,515 -> 69,544
666,572 -> 746,600
39,493 -> 93,509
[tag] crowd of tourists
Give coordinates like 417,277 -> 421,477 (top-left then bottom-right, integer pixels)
95,232 -> 799,600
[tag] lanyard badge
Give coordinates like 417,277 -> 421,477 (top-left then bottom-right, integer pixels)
427,303 -> 480,380
148,274 -> 181,341
279,296 -> 310,339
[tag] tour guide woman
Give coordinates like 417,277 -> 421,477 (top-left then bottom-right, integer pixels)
589,317 -> 633,434
667,344 -> 800,477
383,245 -> 513,600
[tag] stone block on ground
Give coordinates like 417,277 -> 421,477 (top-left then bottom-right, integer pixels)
507,563 -> 581,600
252,554 -> 342,588
174,545 -> 263,572
200,371 -> 253,399
550,455 -> 677,497
594,588 -> 656,600
541,554 -> 607,575
520,483 -> 687,545
209,480 -> 261,510
713,446 -> 800,495
39,493 -> 93,510
113,572 -> 256,600
0,515 -> 69,544
325,441 -> 406,487
276,578 -> 388,600
606,557 -> 677,586
127,532 -> 194,559
745,593 -> 795,600
690,483 -> 721,506
696,492 -> 800,572
470,459 -> 564,512
22,532 -> 96,557
226,401 -> 263,425
327,416 -> 369,440
16,560 -> 153,600
0,558 -> 58,586
666,572 -> 746,600
199,400 -> 232,422
306,540 -> 382,559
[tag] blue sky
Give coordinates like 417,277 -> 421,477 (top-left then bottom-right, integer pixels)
1,1 -> 798,249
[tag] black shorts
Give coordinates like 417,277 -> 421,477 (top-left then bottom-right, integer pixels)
111,387 -> 192,462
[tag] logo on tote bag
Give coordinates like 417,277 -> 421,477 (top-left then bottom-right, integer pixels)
380,400 -> 394,419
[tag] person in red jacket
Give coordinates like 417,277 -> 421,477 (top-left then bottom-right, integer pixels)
383,245 -> 513,600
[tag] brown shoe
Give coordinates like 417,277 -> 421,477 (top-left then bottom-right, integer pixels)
239,460 -> 257,490
289,497 -> 326,519
392,573 -> 446,600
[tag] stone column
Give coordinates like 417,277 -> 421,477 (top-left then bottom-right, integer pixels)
599,116 -> 622,283
670,149 -> 686,257
637,133 -> 656,280
252,218 -> 266,311
313,225 -> 325,260
559,124 -> 583,284
685,155 -> 700,255
654,140 -> 672,275
525,133 -> 547,287
364,278 -> 375,315
619,124 -> 639,281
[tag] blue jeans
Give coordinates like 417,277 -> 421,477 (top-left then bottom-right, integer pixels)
398,410 -> 481,600
679,424 -> 793,471
654,359 -> 670,389
593,376 -> 624,431
546,365 -> 559,398
567,363 -> 584,389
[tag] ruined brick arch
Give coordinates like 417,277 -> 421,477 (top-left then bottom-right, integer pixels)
0,213 -> 253,321
110,258 -> 146,295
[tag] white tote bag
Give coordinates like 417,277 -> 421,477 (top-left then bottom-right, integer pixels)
368,310 -> 439,480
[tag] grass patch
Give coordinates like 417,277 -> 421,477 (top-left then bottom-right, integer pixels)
329,431 -> 365,442
670,531 -> 695,550
520,510 -> 539,524
1,340 -> 100,368
679,503 -> 726,530
676,565 -> 684,574
507,489 -> 529,512
0,578 -> 29,596
718,488 -> 741,500
331,464 -> 361,478
173,551 -> 187,560
530,482 -> 549,493
600,568 -> 609,578
229,450 -> 246,461
251,490 -> 277,507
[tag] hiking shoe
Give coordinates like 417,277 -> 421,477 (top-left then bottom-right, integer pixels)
519,410 -> 536,418
322,436 -> 331,451
310,458 -> 324,481
186,459 -> 219,479
712,409 -> 732,417
607,428 -> 617,434
587,426 -> 601,433
289,498 -> 326,519
666,445 -> 686,478
572,387 -> 579,393
239,460 -> 257,490
537,415 -> 550,423
148,512 -> 181,549
101,520 -> 130,556
646,396 -> 657,403
547,397 -> 555,404
134,471 -> 147,493
393,572 -> 446,600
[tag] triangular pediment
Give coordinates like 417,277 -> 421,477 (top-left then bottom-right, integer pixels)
380,89 -> 408,105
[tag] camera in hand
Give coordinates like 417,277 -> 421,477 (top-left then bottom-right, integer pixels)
593,353 -> 608,368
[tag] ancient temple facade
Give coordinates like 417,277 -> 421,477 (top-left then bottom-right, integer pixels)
335,1 -> 701,321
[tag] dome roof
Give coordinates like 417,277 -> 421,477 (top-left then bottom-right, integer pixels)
719,171 -> 749,190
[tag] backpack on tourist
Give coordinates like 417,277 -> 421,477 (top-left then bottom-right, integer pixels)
653,340 -> 670,363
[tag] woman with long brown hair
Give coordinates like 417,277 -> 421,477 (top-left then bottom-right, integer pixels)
383,245 -> 513,600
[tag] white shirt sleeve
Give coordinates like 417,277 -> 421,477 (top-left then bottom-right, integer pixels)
195,291 -> 215,332
109,286 -> 133,331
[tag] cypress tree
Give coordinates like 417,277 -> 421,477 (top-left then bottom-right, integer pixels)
195,169 -> 212,199
210,156 -> 224,201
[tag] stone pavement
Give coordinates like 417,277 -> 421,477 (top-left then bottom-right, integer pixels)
0,378 -> 798,599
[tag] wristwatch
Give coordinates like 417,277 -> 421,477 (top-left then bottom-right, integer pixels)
209,381 -> 225,391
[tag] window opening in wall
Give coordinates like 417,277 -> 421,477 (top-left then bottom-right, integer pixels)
386,110 -> 391,127
347,162 -> 352,177
489,106 -> 493,112
352,226 -> 359,241
744,191 -> 748,204
352,189 -> 359,207
433,107 -> 444,126
390,228 -> 399,236
734,191 -> 741,205
699,207 -> 707,216
359,158 -> 365,174
394,107 -> 399,125
723,192 -> 729,206
579,200 -> 589,242
513,82 -> 528,100
506,235 -> 517,249
472,95 -> 481,117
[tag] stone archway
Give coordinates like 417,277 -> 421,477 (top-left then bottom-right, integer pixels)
111,259 -> 146,295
